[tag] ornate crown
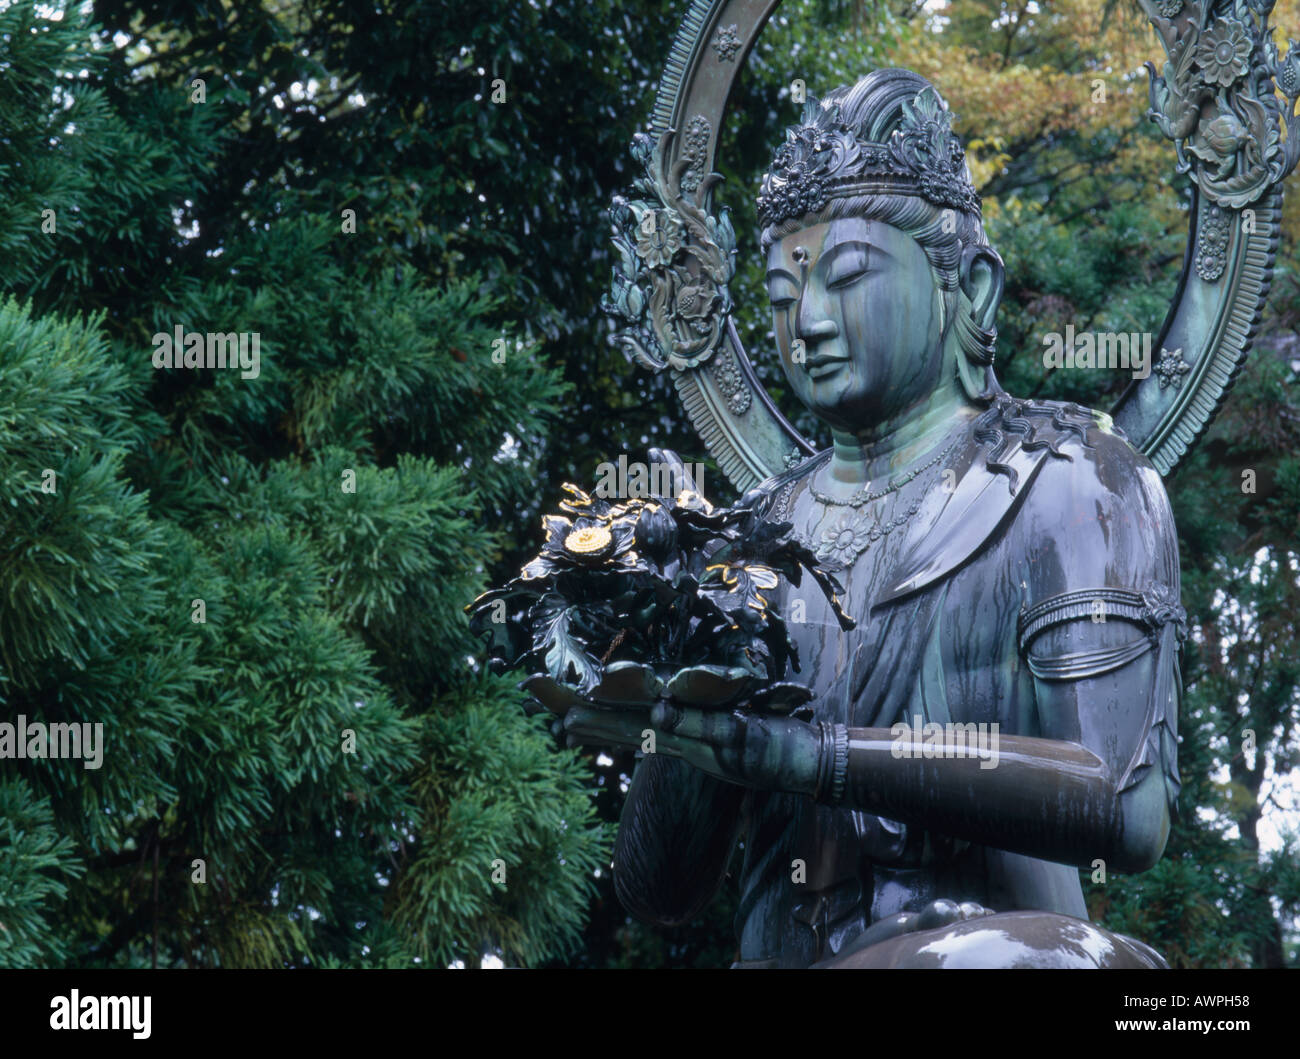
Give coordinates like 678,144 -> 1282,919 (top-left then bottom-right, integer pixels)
757,85 -> 980,229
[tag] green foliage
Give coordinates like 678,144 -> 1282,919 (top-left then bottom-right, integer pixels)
0,777 -> 84,968
391,674 -> 607,968
0,0 -> 603,968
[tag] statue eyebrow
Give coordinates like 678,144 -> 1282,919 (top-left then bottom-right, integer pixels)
820,240 -> 879,268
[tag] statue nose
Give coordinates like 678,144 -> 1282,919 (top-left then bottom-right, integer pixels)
796,312 -> 840,344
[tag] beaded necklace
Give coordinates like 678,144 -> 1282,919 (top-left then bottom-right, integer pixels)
776,438 -> 958,570
808,439 -> 956,508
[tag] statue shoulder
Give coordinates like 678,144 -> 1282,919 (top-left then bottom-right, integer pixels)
876,394 -> 1175,607
1017,400 -> 1179,590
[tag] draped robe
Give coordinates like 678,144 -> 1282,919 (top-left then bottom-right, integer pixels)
613,400 -> 1183,969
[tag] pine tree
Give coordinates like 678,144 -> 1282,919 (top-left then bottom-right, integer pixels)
0,0 -> 603,968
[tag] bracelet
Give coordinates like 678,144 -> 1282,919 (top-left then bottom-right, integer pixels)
817,722 -> 850,805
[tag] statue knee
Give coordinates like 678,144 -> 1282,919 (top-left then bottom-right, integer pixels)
815,910 -> 1167,968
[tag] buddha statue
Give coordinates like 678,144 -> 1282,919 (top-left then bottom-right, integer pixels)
566,68 -> 1185,968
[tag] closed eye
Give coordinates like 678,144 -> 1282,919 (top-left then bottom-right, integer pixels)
768,282 -> 799,309
827,266 -> 870,290
766,265 -> 799,310
824,243 -> 872,290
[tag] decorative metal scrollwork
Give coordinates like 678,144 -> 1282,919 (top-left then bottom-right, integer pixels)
1145,0 -> 1300,209
602,119 -> 737,373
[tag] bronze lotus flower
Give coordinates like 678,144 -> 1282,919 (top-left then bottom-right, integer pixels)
632,502 -> 678,559
469,451 -> 853,716
675,284 -> 717,331
1197,20 -> 1252,88
634,209 -> 683,269
1200,112 -> 1248,157
1275,40 -> 1300,97
518,489 -> 641,580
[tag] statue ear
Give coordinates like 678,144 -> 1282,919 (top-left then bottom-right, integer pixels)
954,244 -> 1004,401
959,244 -> 1004,330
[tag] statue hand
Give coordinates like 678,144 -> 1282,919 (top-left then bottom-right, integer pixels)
562,702 -> 822,796
556,706 -> 653,753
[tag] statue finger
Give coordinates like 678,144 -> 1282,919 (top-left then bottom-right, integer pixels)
563,706 -> 648,748
651,703 -> 743,747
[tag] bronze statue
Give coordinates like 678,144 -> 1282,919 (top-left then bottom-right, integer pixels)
571,66 -> 1183,968
478,0 -> 1300,967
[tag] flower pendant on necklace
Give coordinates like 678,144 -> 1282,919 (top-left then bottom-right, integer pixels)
814,496 -> 923,569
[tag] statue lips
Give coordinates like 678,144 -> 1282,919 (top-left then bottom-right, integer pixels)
805,352 -> 849,379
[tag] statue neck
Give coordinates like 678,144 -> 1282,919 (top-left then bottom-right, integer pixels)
824,381 -> 977,489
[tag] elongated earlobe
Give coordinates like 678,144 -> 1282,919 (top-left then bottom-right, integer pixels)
959,245 -> 1004,331
956,245 -> 1004,400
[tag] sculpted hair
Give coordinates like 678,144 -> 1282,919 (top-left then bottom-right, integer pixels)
759,69 -> 998,372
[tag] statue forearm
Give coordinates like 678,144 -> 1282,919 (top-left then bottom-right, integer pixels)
613,754 -> 747,925
819,724 -> 1165,872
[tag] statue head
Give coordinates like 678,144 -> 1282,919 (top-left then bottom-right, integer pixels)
758,69 -> 1003,434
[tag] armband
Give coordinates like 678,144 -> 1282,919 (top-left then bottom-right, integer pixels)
1017,582 -> 1187,682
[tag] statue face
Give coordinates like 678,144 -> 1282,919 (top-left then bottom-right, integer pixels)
766,217 -> 946,433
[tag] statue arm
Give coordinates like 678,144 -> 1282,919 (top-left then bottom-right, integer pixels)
572,438 -> 1182,876
612,753 -> 748,925
827,636 -> 1178,872
827,441 -> 1182,872
633,437 -> 1182,873
639,694 -> 1170,874
829,680 -> 1172,874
